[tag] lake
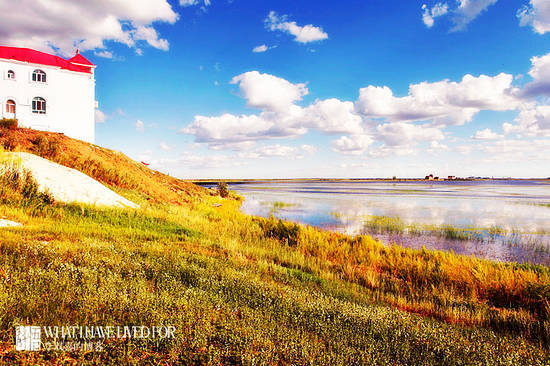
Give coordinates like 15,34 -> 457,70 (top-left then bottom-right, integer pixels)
225,180 -> 550,266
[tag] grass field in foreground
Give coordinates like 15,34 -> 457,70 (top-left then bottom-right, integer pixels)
0,131 -> 549,365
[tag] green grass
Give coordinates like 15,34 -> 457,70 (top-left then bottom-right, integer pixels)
0,150 -> 550,364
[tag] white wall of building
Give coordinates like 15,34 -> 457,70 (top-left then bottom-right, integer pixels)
0,59 -> 95,143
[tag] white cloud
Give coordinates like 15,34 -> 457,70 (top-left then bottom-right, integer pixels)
301,144 -> 317,154
159,153 -> 237,170
427,140 -> 449,152
159,142 -> 172,151
331,135 -> 374,155
521,52 -> 550,97
180,112 -> 302,149
265,11 -> 328,43
133,25 -> 169,51
182,72 -> 365,148
95,109 -> 107,123
0,0 -> 178,56
503,105 -> 550,137
136,120 -> 145,133
376,122 -> 445,146
518,0 -> 550,34
421,0 -> 498,31
422,3 -> 449,28
451,0 -> 499,31
253,45 -> 268,53
179,0 -> 211,7
302,99 -> 364,135
239,144 -> 299,159
94,50 -> 113,59
230,71 -> 308,112
471,128 -> 503,140
355,73 -> 520,125
480,139 -> 550,160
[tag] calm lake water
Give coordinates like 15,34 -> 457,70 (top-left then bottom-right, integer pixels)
226,180 -> 550,266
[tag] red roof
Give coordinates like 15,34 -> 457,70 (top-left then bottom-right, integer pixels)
0,46 -> 94,74
68,52 -> 95,66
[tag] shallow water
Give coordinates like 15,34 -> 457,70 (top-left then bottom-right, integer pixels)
227,180 -> 550,266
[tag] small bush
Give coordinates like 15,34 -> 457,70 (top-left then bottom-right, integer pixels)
259,217 -> 301,247
3,135 -> 18,151
32,135 -> 59,158
0,118 -> 18,130
217,181 -> 229,198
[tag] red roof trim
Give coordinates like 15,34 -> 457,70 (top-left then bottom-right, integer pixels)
0,46 -> 94,74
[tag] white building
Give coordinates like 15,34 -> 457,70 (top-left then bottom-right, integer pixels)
0,46 -> 96,143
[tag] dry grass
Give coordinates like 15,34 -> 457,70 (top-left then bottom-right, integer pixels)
0,128 -> 205,204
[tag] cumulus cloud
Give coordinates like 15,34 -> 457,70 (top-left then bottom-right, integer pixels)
302,99 -> 364,135
0,0 -> 178,56
355,73 -> 520,125
159,142 -> 172,151
376,122 -> 445,146
518,0 -> 550,34
521,52 -> 550,97
265,11 -> 328,43
471,128 -> 503,140
503,105 -> 550,137
182,72 -> 367,148
230,71 -> 308,111
331,135 -> 374,155
95,109 -> 107,123
422,3 -> 449,28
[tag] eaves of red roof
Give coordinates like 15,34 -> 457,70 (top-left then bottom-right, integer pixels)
0,46 -> 94,74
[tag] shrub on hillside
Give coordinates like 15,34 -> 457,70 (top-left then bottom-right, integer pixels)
0,118 -> 18,130
259,217 -> 301,247
2,135 -> 18,151
32,135 -> 59,158
217,181 -> 229,198
0,162 -> 54,213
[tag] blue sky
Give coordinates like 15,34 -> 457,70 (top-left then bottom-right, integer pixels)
3,0 -> 550,178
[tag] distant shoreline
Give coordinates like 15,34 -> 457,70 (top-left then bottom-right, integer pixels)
190,177 -> 550,185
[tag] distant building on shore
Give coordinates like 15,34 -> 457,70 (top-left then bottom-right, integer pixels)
0,46 -> 96,143
425,174 -> 434,181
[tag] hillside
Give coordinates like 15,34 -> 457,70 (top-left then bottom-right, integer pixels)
0,127 -> 549,365
0,128 -> 205,204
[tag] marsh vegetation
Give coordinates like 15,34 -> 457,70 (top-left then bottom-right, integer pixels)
0,136 -> 549,364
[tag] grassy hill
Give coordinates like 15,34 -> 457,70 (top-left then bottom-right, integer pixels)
0,128 -> 205,204
0,127 -> 549,365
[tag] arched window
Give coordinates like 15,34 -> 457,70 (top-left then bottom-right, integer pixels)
7,70 -> 15,79
32,97 -> 46,114
32,69 -> 46,83
6,100 -> 16,114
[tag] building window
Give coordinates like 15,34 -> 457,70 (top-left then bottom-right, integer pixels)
6,100 -> 16,114
7,70 -> 15,79
32,69 -> 46,83
32,97 -> 46,114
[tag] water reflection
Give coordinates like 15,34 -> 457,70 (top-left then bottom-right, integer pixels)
231,181 -> 550,265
